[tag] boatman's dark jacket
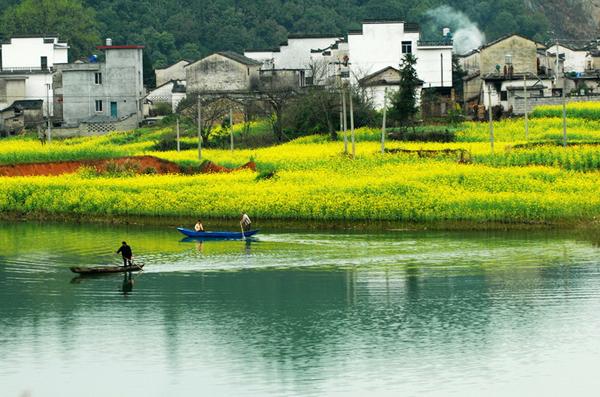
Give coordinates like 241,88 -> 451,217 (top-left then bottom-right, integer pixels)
117,245 -> 133,258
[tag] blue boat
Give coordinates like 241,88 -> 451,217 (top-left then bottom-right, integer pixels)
177,227 -> 260,239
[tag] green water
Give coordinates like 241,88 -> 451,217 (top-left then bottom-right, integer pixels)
2,221 -> 600,396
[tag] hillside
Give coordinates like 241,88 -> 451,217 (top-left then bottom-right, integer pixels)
0,0 -> 597,68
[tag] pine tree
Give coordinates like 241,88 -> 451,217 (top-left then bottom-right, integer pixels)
389,53 -> 419,127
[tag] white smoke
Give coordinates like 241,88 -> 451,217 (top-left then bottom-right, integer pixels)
425,5 -> 486,54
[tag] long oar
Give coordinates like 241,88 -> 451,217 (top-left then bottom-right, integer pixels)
240,222 -> 246,240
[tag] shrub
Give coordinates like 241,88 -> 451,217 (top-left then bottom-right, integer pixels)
388,128 -> 455,142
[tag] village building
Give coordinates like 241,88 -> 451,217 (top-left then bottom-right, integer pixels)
144,79 -> 186,116
155,60 -> 190,87
546,43 -> 591,74
53,40 -> 144,132
185,51 -> 262,93
347,21 -> 453,98
245,34 -> 344,76
339,21 -> 453,111
0,99 -> 43,134
245,21 -> 454,110
0,36 -> 69,117
459,34 -> 559,113
358,66 -> 424,110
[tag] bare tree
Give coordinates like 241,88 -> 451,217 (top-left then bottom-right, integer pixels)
177,95 -> 230,142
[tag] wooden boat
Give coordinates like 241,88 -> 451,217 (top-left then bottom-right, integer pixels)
70,264 -> 144,274
177,227 -> 259,239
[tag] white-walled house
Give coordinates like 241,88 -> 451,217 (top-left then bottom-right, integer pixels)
546,44 -> 590,73
347,21 -> 453,90
358,66 -> 424,110
144,79 -> 186,115
0,36 -> 69,116
245,34 -> 343,70
245,34 -> 343,85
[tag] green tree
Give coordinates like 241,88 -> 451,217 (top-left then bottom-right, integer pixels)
142,51 -> 156,89
389,54 -> 420,127
0,0 -> 100,61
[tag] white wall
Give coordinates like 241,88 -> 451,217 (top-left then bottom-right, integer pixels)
416,47 -> 453,88
277,37 -> 341,69
483,78 -> 553,108
546,45 -> 588,73
0,37 -> 68,115
243,51 -> 275,69
25,74 -> 53,116
1,37 -> 68,69
146,81 -> 174,103
246,37 -> 341,70
348,22 -> 420,80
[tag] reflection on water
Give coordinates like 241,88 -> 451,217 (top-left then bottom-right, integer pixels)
1,221 -> 600,396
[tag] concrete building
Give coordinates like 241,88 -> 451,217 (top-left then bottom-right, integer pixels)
185,52 -> 262,93
0,99 -> 43,134
347,21 -> 453,90
546,44 -> 590,73
459,34 -> 560,111
155,60 -> 190,87
53,42 -> 144,129
144,79 -> 186,115
358,67 -> 401,110
245,34 -> 343,71
245,35 -> 345,87
0,36 -> 69,115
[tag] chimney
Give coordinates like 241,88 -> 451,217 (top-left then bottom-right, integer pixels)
442,28 -> 451,37
105,38 -> 112,46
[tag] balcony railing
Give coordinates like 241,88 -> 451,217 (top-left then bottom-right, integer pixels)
0,66 -> 52,73
417,40 -> 453,47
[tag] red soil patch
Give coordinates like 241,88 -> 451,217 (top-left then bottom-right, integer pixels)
0,156 -> 182,177
0,157 -> 258,177
200,161 -> 257,173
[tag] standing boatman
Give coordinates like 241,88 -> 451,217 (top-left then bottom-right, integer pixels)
240,213 -> 252,231
116,241 -> 133,267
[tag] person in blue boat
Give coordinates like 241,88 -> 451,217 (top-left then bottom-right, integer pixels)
240,213 -> 252,231
194,219 -> 205,232
116,241 -> 133,267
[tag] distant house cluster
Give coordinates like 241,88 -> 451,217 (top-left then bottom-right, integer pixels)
1,23 -> 599,135
459,34 -> 600,117
148,20 -> 453,115
0,37 -> 144,135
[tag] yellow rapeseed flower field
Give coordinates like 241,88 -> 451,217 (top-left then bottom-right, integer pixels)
1,114 -> 600,224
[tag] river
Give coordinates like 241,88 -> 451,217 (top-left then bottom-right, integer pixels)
2,221 -> 600,396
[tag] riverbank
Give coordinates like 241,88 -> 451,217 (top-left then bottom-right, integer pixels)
3,209 -> 600,233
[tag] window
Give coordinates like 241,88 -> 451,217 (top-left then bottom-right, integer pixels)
401,41 -> 412,54
95,100 -> 103,112
94,72 -> 102,85
500,91 -> 508,101
41,56 -> 48,70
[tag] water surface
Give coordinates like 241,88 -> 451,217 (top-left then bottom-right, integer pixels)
2,221 -> 600,396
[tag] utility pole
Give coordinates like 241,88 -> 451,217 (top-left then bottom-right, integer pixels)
487,85 -> 494,154
381,87 -> 387,154
176,116 -> 180,152
230,107 -> 234,151
197,96 -> 202,160
46,83 -> 52,143
342,87 -> 348,154
562,87 -> 567,147
339,91 -> 343,136
523,75 -> 528,140
555,39 -> 567,147
349,88 -> 355,159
